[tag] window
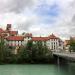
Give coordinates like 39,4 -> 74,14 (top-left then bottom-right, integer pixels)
54,45 -> 55,50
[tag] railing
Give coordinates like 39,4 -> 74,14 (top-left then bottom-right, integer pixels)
52,49 -> 75,54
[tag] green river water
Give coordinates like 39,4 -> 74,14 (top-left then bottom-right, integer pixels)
0,63 -> 75,75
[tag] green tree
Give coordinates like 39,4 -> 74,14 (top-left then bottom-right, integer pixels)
69,37 -> 75,52
0,37 -> 4,62
0,37 -> 7,63
31,41 -> 52,63
18,41 -> 53,64
18,41 -> 33,63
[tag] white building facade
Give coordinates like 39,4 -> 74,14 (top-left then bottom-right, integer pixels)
32,34 -> 64,51
0,24 -> 64,52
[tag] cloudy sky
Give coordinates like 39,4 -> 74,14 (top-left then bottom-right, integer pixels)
0,0 -> 75,40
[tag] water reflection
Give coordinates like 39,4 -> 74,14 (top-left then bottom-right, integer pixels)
57,62 -> 75,75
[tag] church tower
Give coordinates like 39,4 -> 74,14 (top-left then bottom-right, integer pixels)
6,24 -> 11,31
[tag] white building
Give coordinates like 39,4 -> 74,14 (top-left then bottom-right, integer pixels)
0,24 -> 64,52
32,34 -> 64,51
5,33 -> 32,47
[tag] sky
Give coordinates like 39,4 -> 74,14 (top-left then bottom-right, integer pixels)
0,0 -> 75,40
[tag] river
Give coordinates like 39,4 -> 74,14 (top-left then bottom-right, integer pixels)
0,63 -> 75,75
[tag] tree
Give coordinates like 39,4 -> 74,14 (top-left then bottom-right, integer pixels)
0,37 -> 4,61
22,32 -> 26,35
18,41 -> 53,64
0,37 -> 6,63
18,41 -> 33,63
31,41 -> 52,63
69,37 -> 75,52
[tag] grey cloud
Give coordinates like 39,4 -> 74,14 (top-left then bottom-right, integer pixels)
0,0 -> 75,39
0,0 -> 35,13
72,15 -> 75,24
69,13 -> 75,36
16,22 -> 32,31
60,0 -> 75,38
16,19 -> 36,31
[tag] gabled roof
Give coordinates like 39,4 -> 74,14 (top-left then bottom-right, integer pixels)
32,34 -> 61,41
48,34 -> 59,39
6,36 -> 24,41
32,37 -> 48,41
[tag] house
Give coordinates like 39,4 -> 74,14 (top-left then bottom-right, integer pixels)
5,33 -> 32,47
64,37 -> 75,52
6,36 -> 25,46
64,40 -> 70,52
32,34 -> 64,51
0,24 -> 64,52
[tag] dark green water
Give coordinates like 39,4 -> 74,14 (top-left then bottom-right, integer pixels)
0,63 -> 75,75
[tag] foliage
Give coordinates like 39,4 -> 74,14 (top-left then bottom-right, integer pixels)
0,38 -> 53,64
0,37 -> 6,63
69,38 -> 75,52
19,41 -> 53,63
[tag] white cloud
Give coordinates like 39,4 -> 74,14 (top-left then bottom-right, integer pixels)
0,0 -> 75,40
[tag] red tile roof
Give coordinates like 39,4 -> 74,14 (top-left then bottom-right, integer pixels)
32,37 -> 48,41
32,34 -> 60,41
6,36 -> 24,41
48,34 -> 59,39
